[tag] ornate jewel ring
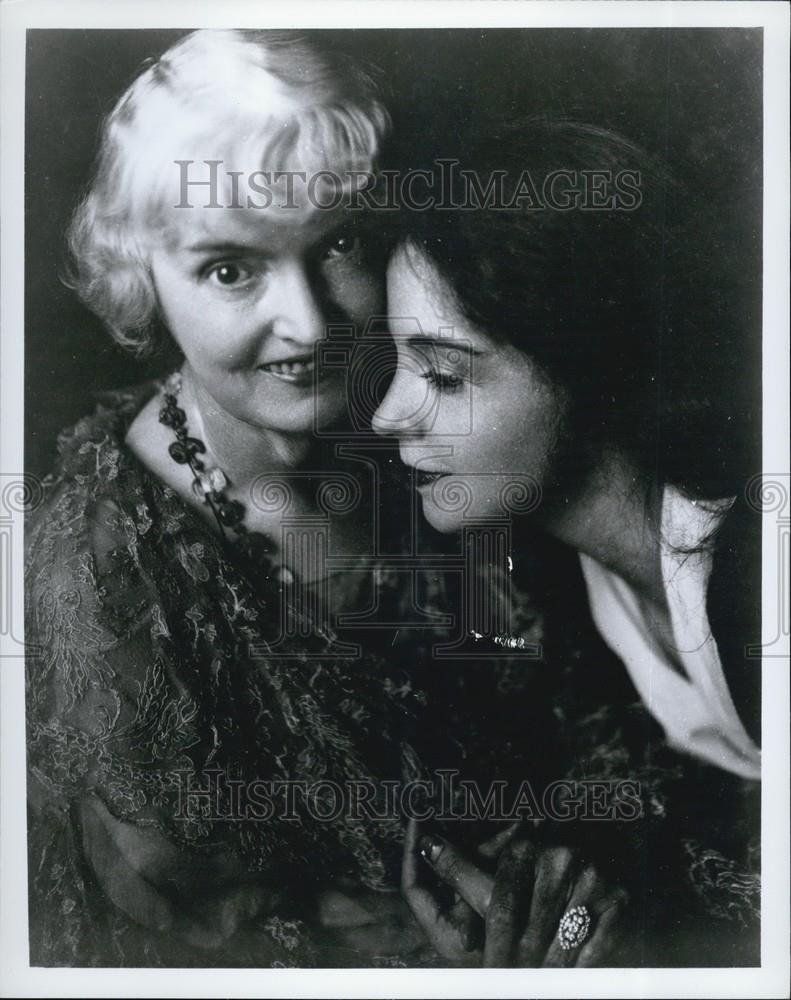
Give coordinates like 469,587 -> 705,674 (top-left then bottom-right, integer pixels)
557,904 -> 591,951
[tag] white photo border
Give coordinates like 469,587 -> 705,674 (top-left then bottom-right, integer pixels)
2,2 -> 788,997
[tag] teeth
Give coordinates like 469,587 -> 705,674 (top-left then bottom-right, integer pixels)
260,359 -> 315,378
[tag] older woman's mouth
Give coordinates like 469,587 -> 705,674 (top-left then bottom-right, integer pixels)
257,354 -> 316,384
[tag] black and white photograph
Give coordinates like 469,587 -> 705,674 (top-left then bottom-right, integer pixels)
1,1 -> 788,996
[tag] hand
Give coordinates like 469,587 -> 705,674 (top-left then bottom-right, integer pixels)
401,818 -> 630,966
78,794 -> 274,949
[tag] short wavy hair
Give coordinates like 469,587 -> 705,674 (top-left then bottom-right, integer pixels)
65,29 -> 391,355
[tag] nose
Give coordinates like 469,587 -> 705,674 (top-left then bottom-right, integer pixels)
269,262 -> 326,347
372,364 -> 435,439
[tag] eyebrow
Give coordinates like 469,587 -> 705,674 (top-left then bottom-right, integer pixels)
405,336 -> 482,355
182,215 -> 363,256
184,241 -> 266,255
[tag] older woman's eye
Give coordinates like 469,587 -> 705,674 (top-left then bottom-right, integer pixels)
206,262 -> 252,286
322,233 -> 363,260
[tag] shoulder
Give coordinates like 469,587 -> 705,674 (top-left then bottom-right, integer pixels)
27,382 -> 157,568
29,382 -> 161,515
24,381 -> 176,647
707,495 -> 762,745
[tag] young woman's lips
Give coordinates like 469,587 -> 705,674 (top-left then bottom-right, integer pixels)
414,468 -> 448,489
257,355 -> 316,385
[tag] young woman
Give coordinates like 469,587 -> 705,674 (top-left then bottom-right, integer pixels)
375,116 -> 761,966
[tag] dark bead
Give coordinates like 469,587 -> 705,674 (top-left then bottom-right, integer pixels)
184,437 -> 206,457
192,459 -> 205,472
168,440 -> 189,464
158,404 -> 186,429
217,499 -> 245,527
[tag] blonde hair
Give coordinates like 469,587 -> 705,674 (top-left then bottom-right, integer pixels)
66,29 -> 391,354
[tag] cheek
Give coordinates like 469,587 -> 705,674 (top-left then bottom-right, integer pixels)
464,380 -> 555,471
151,268 -> 206,351
161,295 -> 254,371
331,267 -> 385,319
482,422 -> 531,470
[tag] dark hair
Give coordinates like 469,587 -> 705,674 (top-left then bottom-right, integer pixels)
389,115 -> 759,501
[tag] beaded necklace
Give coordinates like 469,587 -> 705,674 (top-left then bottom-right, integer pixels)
158,371 -> 281,572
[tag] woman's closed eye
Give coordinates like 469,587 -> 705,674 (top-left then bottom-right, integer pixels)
422,369 -> 466,393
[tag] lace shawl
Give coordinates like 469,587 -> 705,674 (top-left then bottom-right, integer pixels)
25,382 -> 550,966
25,382 -> 760,967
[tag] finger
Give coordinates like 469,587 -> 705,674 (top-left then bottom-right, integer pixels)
401,816 -> 423,894
575,891 -> 630,968
448,894 -> 483,954
516,846 -> 577,966
80,793 -> 248,890
169,884 -> 268,950
483,838 -> 537,967
476,821 -> 523,861
79,795 -> 176,933
402,818 -> 444,926
541,863 -> 607,968
402,819 -> 481,960
79,795 -> 268,948
418,831 -> 494,918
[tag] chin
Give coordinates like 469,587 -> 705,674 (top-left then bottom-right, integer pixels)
418,476 -> 477,533
418,496 -> 463,533
419,475 -> 517,533
260,397 -> 346,436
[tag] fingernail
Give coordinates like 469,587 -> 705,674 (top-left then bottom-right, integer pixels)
418,834 -> 444,864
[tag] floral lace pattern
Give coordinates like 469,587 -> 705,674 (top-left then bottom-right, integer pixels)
25,382 -> 760,967
25,382 -> 549,965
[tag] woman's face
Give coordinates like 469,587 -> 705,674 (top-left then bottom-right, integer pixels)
149,199 -> 384,436
373,244 -> 570,533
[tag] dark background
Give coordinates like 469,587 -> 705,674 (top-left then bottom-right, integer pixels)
25,28 -> 763,479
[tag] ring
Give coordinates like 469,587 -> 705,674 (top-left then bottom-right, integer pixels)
557,904 -> 591,950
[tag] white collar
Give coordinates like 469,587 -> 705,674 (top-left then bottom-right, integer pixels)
579,486 -> 760,780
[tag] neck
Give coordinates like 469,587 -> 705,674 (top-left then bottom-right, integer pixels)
180,365 -> 316,485
537,449 -> 666,608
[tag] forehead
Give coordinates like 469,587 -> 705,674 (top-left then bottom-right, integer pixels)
153,200 -> 353,254
387,244 -> 474,340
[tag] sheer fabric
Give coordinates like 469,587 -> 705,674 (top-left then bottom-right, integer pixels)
25,382 -> 759,966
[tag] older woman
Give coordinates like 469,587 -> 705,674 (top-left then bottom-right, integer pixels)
374,116 -> 761,966
26,28 -> 580,970
25,28 -> 426,967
